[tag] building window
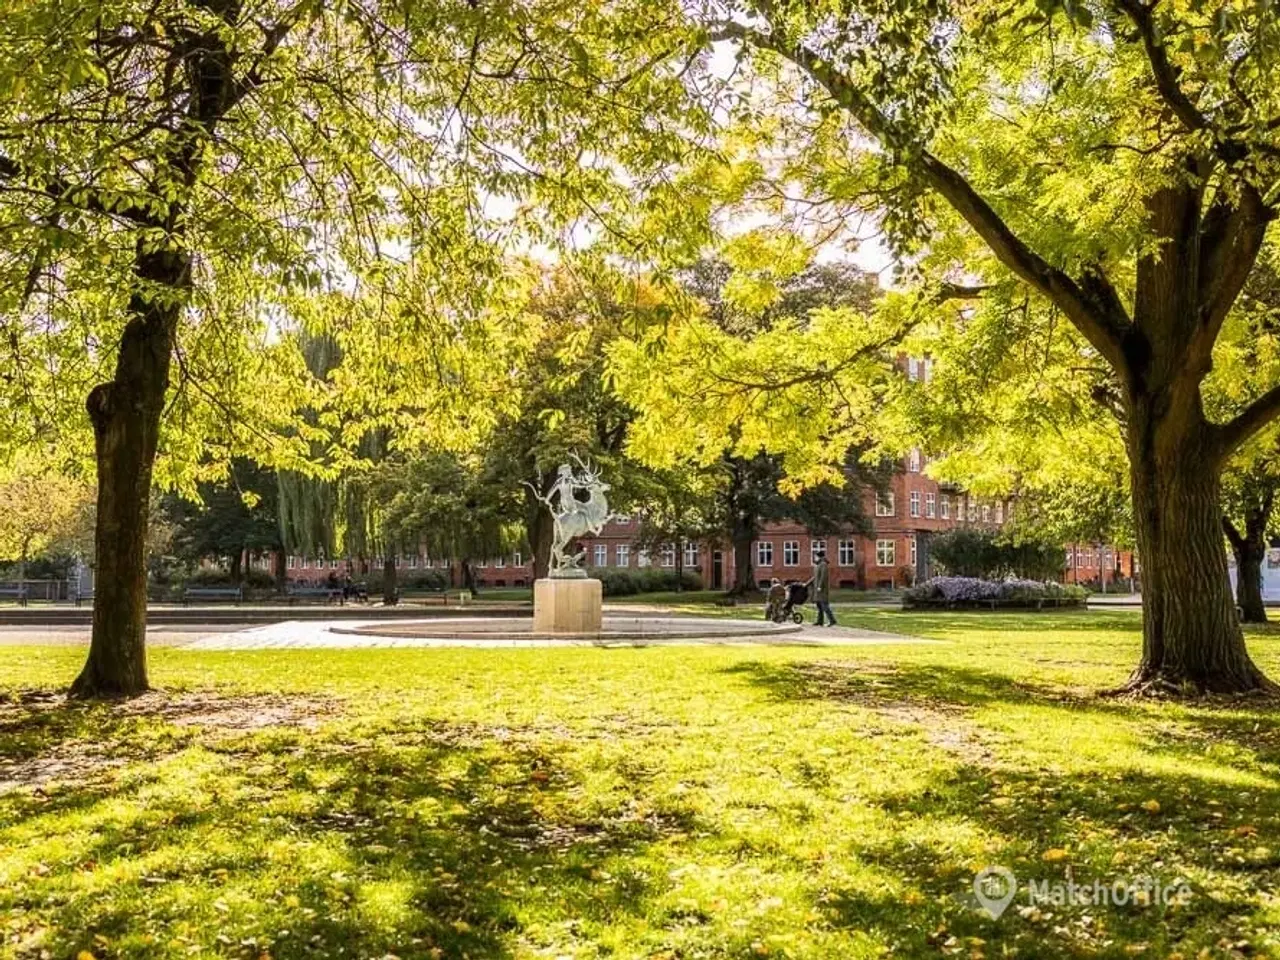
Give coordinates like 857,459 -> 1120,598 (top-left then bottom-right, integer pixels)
494,556 -> 505,568
995,503 -> 1004,524
940,496 -> 950,520
1006,502 -> 1014,523
907,357 -> 922,381
876,539 -> 896,566
982,505 -> 991,523
909,537 -> 918,566
330,558 -> 340,569
757,541 -> 774,567
615,514 -> 631,525
876,492 -> 895,517
637,549 -> 650,568
661,543 -> 675,567
838,540 -> 856,566
811,538 -> 827,563
616,544 -> 630,567
783,541 -> 799,566
925,492 -> 936,518
910,491 -> 921,518
513,552 -> 522,568
967,500 -> 977,522
287,556 -> 297,570
684,542 -> 699,567
594,544 -> 607,567
908,448 -> 922,472
407,555 -> 418,569
1066,551 -> 1074,568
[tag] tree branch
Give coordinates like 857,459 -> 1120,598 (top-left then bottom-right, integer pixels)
0,156 -> 160,226
1111,0 -> 1209,133
714,20 -> 1133,373
1218,383 -> 1280,460
1197,182 -> 1275,339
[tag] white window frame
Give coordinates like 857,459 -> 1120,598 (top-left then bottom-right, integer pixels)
982,505 -> 991,523
637,549 -> 651,568
811,539 -> 827,563
908,448 -> 922,472
660,543 -> 675,567
494,556 -> 505,569
909,536 -> 918,566
615,544 -> 630,567
909,491 -> 920,518
513,552 -> 522,568
940,496 -> 950,520
287,556 -> 297,570
925,492 -> 936,518
967,500 -> 977,522
683,542 -> 698,567
407,555 -> 418,569
783,541 -> 799,567
838,539 -> 856,566
756,541 -> 773,568
593,544 -> 607,567
876,492 -> 895,517
876,539 -> 896,567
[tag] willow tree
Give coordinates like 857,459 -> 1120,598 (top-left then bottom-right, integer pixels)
698,0 -> 1280,694
0,0 -> 700,695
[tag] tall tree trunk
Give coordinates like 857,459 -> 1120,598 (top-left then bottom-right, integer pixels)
1224,492 -> 1273,624
229,550 -> 242,583
525,485 -> 554,580
728,526 -> 755,596
273,549 -> 287,593
71,249 -> 186,698
462,559 -> 478,597
382,555 -> 398,605
1125,404 -> 1271,694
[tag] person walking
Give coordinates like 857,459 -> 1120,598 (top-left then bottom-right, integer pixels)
813,552 -> 836,626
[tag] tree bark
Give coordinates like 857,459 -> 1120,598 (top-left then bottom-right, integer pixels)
728,526 -> 755,596
273,549 -> 287,593
70,248 -> 186,698
526,486 -> 554,580
382,555 -> 398,605
1224,496 -> 1272,624
461,559 -> 479,597
1125,403 -> 1272,694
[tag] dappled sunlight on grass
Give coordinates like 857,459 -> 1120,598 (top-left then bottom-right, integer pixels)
5,611 -> 1280,957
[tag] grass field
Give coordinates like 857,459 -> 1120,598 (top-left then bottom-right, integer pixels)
3,609 -> 1280,959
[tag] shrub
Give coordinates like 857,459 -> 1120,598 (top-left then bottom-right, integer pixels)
904,576 -> 1087,606
589,567 -> 703,597
930,529 -> 1066,580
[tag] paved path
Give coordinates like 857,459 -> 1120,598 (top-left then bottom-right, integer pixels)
179,618 -> 935,650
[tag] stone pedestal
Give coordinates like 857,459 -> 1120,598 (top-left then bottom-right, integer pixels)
533,577 -> 602,634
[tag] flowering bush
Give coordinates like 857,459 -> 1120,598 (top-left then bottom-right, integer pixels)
904,576 -> 1087,606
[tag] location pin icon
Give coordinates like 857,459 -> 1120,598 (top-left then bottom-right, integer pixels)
973,865 -> 1017,919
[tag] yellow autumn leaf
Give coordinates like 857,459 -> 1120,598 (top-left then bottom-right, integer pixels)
1041,848 -> 1069,862
1140,799 -> 1161,814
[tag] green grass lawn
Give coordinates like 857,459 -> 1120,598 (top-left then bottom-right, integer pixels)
4,610 -> 1280,958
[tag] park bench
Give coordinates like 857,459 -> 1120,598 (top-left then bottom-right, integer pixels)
394,586 -> 450,605
286,585 -> 345,605
182,585 -> 244,606
0,584 -> 28,607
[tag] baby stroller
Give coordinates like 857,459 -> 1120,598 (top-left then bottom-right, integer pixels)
773,580 -> 808,624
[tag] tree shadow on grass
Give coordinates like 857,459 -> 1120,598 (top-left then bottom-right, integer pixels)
0,711 -> 699,960
721,657 -> 1280,956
